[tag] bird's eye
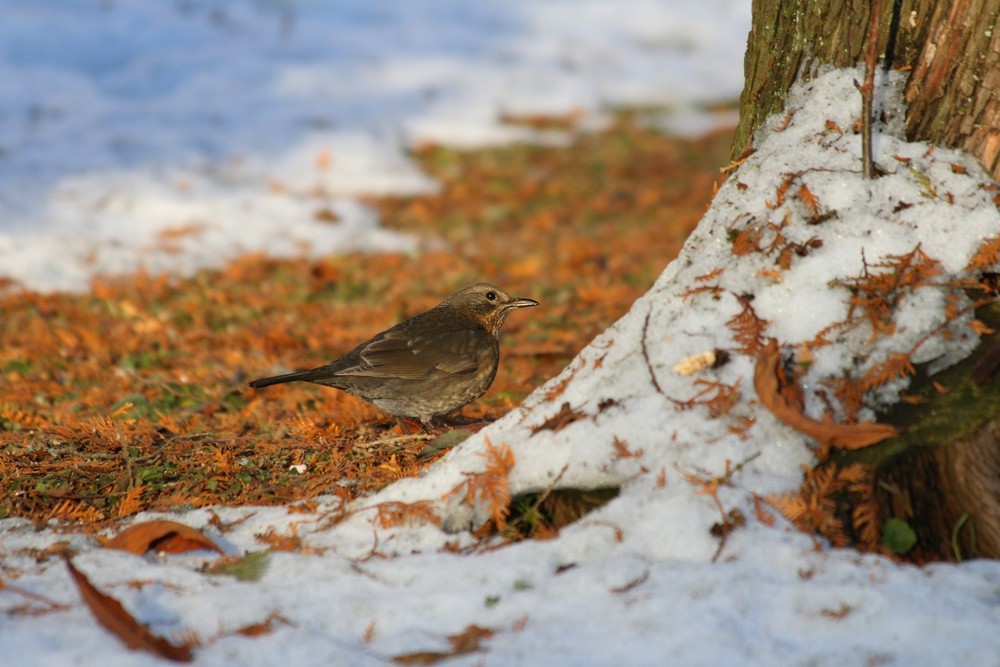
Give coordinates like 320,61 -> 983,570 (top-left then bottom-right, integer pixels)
486,291 -> 496,301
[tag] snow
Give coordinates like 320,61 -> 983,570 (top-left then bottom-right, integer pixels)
0,0 -> 748,292
3,3 -> 1000,666
4,62 -> 1000,665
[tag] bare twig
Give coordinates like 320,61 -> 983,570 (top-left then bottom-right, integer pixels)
507,463 -> 570,534
641,307 -> 664,395
860,0 -> 884,179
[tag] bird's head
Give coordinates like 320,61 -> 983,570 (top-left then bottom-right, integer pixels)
443,282 -> 539,335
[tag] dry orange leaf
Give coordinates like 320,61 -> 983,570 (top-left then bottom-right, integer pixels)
752,494 -> 776,527
374,500 -> 439,530
824,120 -> 844,134
65,556 -> 194,662
754,340 -> 899,450
392,624 -> 495,665
107,520 -> 223,556
970,319 -> 996,335
530,402 -> 586,434
731,225 -> 764,255
233,613 -> 291,637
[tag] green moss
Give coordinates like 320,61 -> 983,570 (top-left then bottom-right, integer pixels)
838,301 -> 1000,467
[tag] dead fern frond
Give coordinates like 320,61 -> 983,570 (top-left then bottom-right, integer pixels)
769,465 -> 848,547
845,464 -> 880,551
695,267 -> 725,283
836,245 -> 944,343
46,500 -> 106,524
290,416 -> 341,440
731,225 -> 766,256
773,172 -> 798,208
725,295 -> 769,356
966,236 -> 1000,271
444,438 -> 515,533
770,464 -> 879,550
116,485 -> 147,518
610,436 -> 643,459
859,352 -> 916,392
374,500 -> 439,529
797,184 -> 822,218
0,403 -> 47,430
669,379 -> 742,418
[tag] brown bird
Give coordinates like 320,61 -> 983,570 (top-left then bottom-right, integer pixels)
249,283 -> 539,429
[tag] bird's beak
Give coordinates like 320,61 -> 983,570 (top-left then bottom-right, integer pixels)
510,297 -> 540,309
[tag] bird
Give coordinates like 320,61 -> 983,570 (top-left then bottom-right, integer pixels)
249,283 -> 539,429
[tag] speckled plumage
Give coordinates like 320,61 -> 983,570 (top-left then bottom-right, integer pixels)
249,283 -> 539,426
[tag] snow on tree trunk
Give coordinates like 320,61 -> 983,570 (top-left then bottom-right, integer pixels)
734,0 -> 1000,180
319,69 -> 999,566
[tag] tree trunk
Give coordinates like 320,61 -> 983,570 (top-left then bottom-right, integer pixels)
733,0 -> 1000,180
850,301 -> 1000,561
736,0 -> 1000,560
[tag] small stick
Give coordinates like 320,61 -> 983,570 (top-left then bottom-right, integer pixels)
860,0 -> 884,179
641,307 -> 665,395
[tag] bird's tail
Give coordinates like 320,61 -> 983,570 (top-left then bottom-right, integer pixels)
248,370 -> 321,389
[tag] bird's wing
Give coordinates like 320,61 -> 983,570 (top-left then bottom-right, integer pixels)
334,327 -> 492,379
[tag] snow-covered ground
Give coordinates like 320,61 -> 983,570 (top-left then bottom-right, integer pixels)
4,2 -> 1000,665
0,0 -> 747,291
4,62 -> 1000,665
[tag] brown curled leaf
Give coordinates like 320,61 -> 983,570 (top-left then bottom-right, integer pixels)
65,556 -> 194,662
531,402 -> 586,434
754,340 -> 899,451
107,520 -> 222,556
392,624 -> 495,665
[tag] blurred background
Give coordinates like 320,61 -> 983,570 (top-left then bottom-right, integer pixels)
0,0 -> 749,291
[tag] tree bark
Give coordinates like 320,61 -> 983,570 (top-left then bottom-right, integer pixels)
852,300 -> 1000,561
736,0 -> 1000,560
733,0 -> 1000,180
876,419 -> 1000,561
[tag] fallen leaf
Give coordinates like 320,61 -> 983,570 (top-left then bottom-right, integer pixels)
609,570 -> 649,594
530,402 -> 586,434
448,624 -> 494,652
232,612 -> 291,637
65,556 -> 194,662
107,520 -> 222,556
754,340 -> 899,450
392,624 -> 495,665
418,428 -> 474,458
392,652 -> 451,665
206,551 -> 271,581
313,208 -> 340,223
